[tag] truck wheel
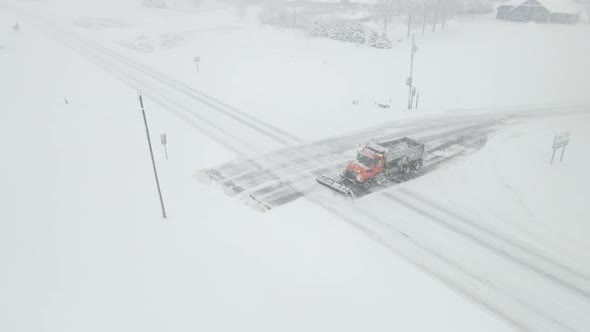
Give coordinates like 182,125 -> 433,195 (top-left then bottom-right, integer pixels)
362,179 -> 372,191
413,160 -> 422,171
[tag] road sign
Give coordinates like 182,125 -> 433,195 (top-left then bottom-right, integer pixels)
553,131 -> 571,149
551,131 -> 572,164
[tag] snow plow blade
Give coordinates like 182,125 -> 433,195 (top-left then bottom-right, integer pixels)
316,175 -> 354,197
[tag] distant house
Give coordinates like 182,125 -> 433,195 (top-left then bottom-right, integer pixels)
497,0 -> 582,24
288,0 -> 379,10
287,0 -> 346,9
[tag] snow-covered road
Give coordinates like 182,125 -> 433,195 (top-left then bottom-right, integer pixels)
203,110 -> 590,331
33,15 -> 301,155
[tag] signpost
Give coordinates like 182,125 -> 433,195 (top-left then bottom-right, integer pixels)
551,131 -> 572,164
193,56 -> 200,72
160,133 -> 168,160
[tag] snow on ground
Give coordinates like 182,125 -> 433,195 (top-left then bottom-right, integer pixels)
0,6 -> 513,332
3,0 -> 590,330
406,112 -> 590,274
13,0 -> 590,141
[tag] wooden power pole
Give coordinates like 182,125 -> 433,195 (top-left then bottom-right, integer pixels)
138,92 -> 167,219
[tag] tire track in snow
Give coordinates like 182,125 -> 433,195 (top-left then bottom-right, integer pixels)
383,190 -> 590,301
399,188 -> 590,284
378,191 -> 590,331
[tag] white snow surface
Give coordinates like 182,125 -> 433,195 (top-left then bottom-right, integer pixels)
9,0 -> 590,140
0,5 -> 513,332
2,0 -> 590,331
408,113 -> 590,274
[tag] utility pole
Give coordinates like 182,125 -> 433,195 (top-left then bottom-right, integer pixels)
441,0 -> 447,29
433,0 -> 439,32
406,13 -> 413,39
138,92 -> 167,219
422,4 -> 428,35
407,34 -> 417,110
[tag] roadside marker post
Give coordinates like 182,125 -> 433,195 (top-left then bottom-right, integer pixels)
160,133 -> 168,160
407,34 -> 418,110
193,56 -> 200,72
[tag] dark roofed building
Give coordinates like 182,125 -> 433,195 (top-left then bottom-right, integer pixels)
497,0 -> 581,24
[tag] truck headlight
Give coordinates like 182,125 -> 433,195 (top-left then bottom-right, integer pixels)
356,174 -> 362,181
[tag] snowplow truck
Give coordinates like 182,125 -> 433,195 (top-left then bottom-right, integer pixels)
316,137 -> 425,196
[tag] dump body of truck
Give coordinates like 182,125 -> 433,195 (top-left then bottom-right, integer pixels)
366,137 -> 424,168
317,137 -> 425,196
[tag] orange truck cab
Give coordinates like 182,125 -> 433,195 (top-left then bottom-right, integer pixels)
341,137 -> 425,191
344,149 -> 385,190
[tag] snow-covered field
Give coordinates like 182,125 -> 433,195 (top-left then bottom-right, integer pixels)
409,112 -> 590,272
11,0 -> 590,140
2,0 -> 590,331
